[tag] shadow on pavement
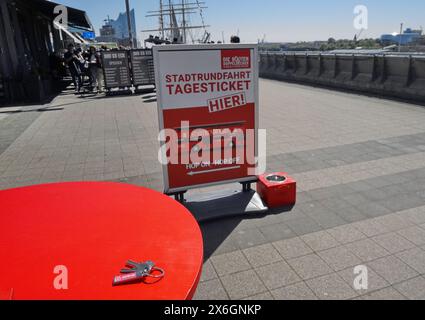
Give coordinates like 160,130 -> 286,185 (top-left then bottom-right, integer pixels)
199,204 -> 295,261
0,107 -> 64,114
143,97 -> 157,103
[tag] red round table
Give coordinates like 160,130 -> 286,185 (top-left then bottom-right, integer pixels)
0,182 -> 203,300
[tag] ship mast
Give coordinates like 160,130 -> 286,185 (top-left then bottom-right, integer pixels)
182,0 -> 186,44
168,0 -> 173,40
159,0 -> 165,39
143,0 -> 210,44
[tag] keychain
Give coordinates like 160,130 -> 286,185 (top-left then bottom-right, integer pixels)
113,260 -> 165,286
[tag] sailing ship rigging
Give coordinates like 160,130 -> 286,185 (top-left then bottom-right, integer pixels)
143,0 -> 211,46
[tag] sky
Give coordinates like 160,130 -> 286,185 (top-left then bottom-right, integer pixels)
57,0 -> 425,43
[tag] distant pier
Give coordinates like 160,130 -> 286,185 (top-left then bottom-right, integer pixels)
260,52 -> 425,102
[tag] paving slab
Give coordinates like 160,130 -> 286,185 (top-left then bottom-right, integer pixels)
287,254 -> 333,280
327,225 -> 367,244
368,256 -> 419,285
271,282 -> 318,300
396,247 -> 425,274
393,276 -> 425,300
272,237 -> 313,260
199,260 -> 218,283
372,233 -> 416,255
306,273 -> 358,300
243,292 -> 275,300
255,261 -> 301,290
397,226 -> 425,246
300,231 -> 339,252
356,287 -> 407,300
344,239 -> 390,262
242,244 -> 283,268
220,270 -> 268,300
193,279 -> 229,300
210,251 -> 252,277
317,246 -> 362,272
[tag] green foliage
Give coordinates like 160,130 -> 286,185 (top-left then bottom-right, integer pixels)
260,38 -> 383,52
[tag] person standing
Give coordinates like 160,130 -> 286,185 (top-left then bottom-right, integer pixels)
64,43 -> 82,92
97,46 -> 108,92
87,46 -> 102,93
76,47 -> 89,88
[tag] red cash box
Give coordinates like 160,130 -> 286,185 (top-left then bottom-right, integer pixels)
257,172 -> 297,209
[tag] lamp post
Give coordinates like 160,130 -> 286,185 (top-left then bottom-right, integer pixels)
125,0 -> 134,48
398,22 -> 404,52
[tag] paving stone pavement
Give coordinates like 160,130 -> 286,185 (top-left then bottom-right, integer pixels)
2,80 -> 425,300
0,107 -> 41,155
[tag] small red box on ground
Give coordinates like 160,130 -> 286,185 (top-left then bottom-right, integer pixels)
257,172 -> 297,209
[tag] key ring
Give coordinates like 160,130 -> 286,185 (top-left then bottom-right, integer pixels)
145,266 -> 165,279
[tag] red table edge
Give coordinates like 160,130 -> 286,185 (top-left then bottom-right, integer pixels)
0,181 -> 206,301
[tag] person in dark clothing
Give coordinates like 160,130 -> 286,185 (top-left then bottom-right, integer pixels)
230,36 -> 241,43
75,47 -> 90,87
64,44 -> 82,92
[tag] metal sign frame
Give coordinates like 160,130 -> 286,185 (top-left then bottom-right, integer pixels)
154,44 -> 259,194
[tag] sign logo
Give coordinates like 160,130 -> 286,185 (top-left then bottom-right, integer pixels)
221,49 -> 251,70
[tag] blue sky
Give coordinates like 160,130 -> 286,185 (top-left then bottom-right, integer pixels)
58,0 -> 425,43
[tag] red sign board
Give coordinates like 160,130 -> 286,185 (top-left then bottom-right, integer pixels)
154,44 -> 259,194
